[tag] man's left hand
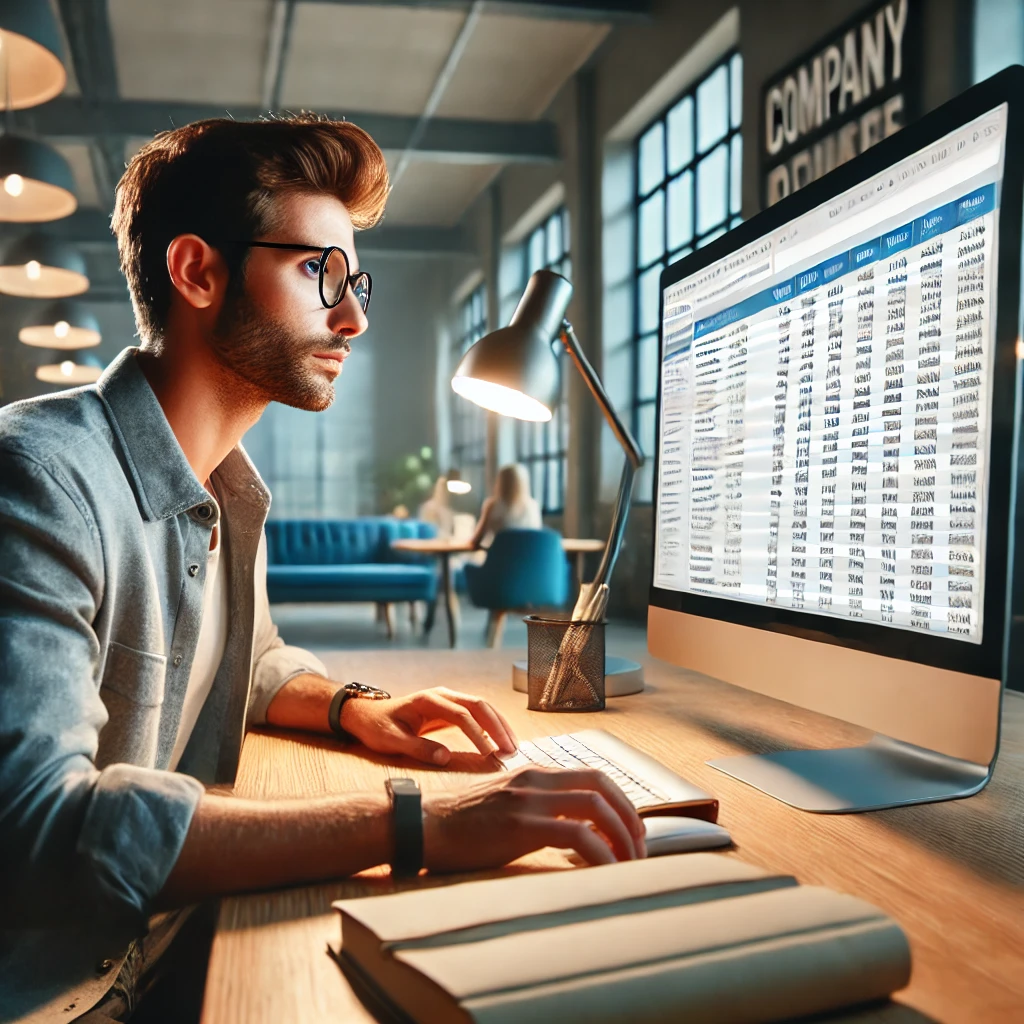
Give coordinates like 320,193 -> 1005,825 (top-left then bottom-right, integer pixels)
339,687 -> 519,765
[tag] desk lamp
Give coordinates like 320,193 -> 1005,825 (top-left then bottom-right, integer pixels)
452,269 -> 645,698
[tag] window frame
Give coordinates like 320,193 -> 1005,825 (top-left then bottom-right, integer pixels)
512,206 -> 572,516
451,284 -> 488,495
631,49 -> 743,502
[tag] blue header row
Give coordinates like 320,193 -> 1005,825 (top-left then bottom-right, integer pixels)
691,183 -> 997,342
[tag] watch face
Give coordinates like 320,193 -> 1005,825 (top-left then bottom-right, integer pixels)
389,778 -> 420,797
346,681 -> 391,699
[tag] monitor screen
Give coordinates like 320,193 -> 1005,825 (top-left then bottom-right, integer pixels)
654,104 -> 1008,645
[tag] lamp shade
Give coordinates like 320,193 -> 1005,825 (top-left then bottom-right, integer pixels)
0,135 -> 77,221
0,0 -> 67,109
0,231 -> 88,297
19,299 -> 100,349
35,352 -> 103,386
451,270 -> 572,422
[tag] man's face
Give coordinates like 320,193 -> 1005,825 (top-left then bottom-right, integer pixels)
210,192 -> 369,411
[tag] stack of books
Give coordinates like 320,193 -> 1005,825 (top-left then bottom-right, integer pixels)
331,853 -> 911,1023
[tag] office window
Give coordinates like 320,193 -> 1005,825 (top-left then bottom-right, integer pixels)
512,207 -> 571,514
451,285 -> 488,496
633,52 -> 743,499
973,0 -> 1024,83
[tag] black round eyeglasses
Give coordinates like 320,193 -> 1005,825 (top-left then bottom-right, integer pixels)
233,241 -> 372,313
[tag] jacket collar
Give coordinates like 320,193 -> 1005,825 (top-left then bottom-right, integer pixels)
96,347 -> 270,522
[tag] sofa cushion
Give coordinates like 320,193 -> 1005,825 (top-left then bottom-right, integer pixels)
264,518 -> 437,566
266,563 -> 438,604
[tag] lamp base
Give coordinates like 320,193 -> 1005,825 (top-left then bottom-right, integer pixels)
512,656 -> 644,696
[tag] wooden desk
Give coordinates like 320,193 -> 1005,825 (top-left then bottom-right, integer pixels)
203,649 -> 1024,1023
391,537 -> 605,647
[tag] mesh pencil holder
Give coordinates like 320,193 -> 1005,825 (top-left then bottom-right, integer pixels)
525,615 -> 606,712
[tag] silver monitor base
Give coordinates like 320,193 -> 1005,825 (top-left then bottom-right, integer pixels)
707,734 -> 991,813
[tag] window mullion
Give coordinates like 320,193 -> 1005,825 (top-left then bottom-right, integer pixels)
631,52 -> 742,502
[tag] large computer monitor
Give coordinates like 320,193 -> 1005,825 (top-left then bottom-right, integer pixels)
649,67 -> 1024,812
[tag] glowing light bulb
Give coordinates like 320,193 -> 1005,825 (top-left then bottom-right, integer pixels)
60,360 -> 74,376
25,260 -> 41,280
53,320 -> 70,338
451,376 -> 552,422
4,174 -> 24,197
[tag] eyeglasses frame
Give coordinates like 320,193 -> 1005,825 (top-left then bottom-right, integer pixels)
229,240 -> 372,313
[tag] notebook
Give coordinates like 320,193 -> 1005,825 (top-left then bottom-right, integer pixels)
331,854 -> 911,1024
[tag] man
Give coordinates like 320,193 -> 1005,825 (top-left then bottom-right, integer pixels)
0,115 -> 643,1023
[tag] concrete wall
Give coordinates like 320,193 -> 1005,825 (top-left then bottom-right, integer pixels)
456,0 -> 974,619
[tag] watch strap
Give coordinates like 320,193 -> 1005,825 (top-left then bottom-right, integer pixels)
328,687 -> 354,741
328,682 -> 392,741
386,777 -> 423,877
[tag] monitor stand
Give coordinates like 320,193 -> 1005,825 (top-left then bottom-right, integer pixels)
707,734 -> 991,813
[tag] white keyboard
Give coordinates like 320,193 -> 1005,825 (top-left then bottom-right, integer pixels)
499,729 -> 718,819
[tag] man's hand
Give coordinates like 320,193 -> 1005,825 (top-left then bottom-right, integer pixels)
424,766 -> 647,870
159,764 -> 645,908
340,686 -> 519,765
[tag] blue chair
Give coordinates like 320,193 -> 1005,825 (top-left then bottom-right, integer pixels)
463,528 -> 571,647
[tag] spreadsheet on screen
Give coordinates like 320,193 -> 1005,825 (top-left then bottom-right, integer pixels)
654,105 -> 1008,644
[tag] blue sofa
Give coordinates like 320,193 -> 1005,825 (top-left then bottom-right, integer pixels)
264,518 -> 439,607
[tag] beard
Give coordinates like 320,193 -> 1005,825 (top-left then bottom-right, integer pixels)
210,288 -> 349,412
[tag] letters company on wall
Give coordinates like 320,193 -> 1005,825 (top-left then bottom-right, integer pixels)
761,0 -> 921,207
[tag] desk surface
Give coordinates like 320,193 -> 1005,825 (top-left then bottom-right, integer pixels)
391,536 -> 605,554
203,649 -> 1024,1024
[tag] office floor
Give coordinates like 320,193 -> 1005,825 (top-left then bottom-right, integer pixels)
271,600 -> 649,655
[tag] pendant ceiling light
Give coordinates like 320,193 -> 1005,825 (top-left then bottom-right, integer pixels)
0,0 -> 67,109
0,135 -> 76,221
19,299 -> 100,349
0,231 -> 88,297
35,352 -> 102,386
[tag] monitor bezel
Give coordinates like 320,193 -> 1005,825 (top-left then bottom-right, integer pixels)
650,65 -> 1024,682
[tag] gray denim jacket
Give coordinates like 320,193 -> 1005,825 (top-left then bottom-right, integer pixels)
0,348 -> 326,1022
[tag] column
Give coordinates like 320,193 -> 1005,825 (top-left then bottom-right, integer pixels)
945,210 -> 988,634
790,276 -> 819,611
908,233 -> 944,632
722,322 -> 748,589
766,286 -> 794,604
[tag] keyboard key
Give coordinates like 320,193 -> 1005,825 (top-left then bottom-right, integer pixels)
501,733 -> 684,812
497,750 -> 532,771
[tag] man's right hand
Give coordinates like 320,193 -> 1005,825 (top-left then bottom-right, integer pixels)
423,766 -> 646,872
158,767 -> 646,911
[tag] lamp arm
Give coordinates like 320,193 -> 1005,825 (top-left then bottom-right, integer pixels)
560,320 -> 645,593
560,321 -> 644,469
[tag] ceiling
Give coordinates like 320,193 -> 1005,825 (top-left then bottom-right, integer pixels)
30,0 -> 622,243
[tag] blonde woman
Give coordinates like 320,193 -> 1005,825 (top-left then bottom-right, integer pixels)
470,463 -> 542,549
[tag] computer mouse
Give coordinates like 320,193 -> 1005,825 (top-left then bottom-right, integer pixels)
643,815 -> 732,856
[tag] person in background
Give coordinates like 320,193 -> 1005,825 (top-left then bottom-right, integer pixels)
470,463 -> 542,549
418,475 -> 455,538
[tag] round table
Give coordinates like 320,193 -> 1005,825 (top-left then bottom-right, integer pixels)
391,536 -> 606,647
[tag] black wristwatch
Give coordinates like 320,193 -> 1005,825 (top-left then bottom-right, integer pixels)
386,777 -> 423,878
328,681 -> 391,741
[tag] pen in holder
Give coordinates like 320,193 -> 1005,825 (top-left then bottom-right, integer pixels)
525,615 -> 606,712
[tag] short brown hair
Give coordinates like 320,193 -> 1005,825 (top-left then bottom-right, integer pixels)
112,114 -> 389,343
